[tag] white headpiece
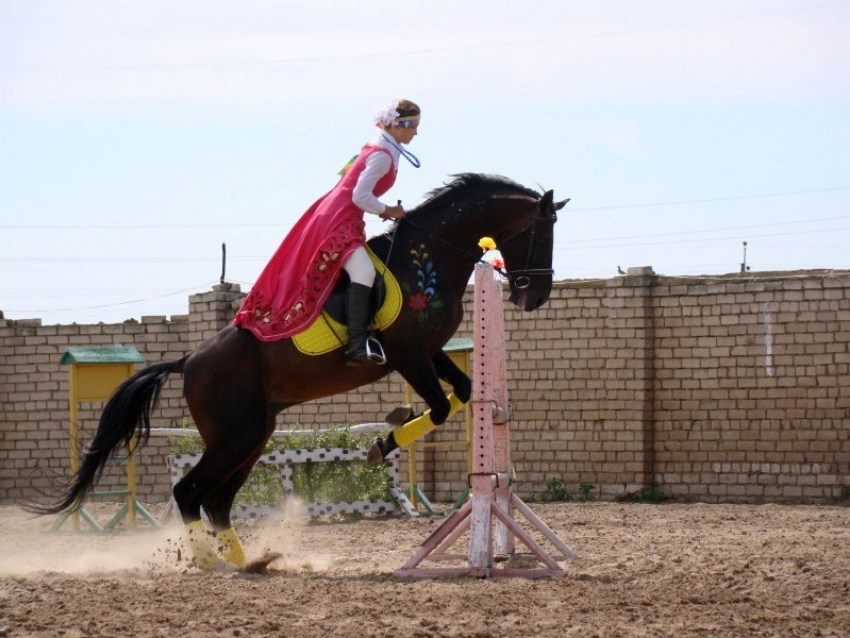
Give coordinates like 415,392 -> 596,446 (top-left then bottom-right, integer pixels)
373,100 -> 400,129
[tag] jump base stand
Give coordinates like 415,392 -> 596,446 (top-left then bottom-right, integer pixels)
396,263 -> 577,579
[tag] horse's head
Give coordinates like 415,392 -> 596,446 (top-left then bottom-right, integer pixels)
495,189 -> 568,312
392,174 -> 568,312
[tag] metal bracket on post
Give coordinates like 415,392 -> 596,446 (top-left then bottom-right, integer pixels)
493,403 -> 511,425
471,399 -> 511,425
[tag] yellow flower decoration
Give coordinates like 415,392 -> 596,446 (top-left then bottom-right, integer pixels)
478,237 -> 497,253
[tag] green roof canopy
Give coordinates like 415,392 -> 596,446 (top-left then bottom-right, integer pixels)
60,346 -> 145,365
444,338 -> 473,352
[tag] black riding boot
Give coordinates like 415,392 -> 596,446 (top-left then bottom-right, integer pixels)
344,282 -> 372,366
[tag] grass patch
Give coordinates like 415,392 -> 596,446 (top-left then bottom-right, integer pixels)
624,487 -> 669,503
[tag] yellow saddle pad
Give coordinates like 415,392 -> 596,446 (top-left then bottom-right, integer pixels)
292,247 -> 403,356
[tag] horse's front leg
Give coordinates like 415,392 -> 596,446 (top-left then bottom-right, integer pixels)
366,350 -> 470,466
384,350 -> 472,425
432,350 -> 472,404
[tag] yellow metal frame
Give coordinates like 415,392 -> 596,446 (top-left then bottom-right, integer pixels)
52,355 -> 159,533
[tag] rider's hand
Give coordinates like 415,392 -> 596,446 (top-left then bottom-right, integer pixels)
380,205 -> 406,221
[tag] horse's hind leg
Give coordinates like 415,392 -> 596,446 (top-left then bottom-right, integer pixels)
174,454 -> 223,568
200,464 -> 255,566
173,410 -> 270,568
201,440 -> 270,565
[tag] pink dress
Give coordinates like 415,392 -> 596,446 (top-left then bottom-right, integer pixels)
233,145 -> 397,341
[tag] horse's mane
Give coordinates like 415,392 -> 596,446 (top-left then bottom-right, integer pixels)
409,173 -> 540,218
370,173 -> 541,254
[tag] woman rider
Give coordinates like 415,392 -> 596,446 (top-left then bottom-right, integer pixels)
233,99 -> 421,365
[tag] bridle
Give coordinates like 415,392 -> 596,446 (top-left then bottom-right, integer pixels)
497,197 -> 557,289
393,195 -> 556,290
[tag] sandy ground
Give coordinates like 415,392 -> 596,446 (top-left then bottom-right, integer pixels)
0,501 -> 848,638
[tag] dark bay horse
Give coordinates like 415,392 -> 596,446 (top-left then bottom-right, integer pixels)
35,173 -> 567,567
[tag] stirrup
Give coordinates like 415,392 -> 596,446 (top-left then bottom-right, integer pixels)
366,336 -> 386,365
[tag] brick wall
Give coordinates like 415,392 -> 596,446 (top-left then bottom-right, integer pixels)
0,314 -> 191,505
1,270 -> 848,506
651,272 -> 850,502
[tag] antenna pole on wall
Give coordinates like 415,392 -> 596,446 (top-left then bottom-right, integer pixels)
740,241 -> 749,273
220,243 -> 227,284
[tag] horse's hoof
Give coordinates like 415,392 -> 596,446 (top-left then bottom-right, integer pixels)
239,552 -> 282,574
384,406 -> 413,426
365,437 -> 385,467
208,559 -> 238,573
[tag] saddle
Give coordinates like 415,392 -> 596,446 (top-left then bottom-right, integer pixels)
291,247 -> 403,357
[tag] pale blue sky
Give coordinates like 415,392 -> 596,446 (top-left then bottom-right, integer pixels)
1,0 -> 848,324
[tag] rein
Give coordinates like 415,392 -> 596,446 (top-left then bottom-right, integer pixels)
397,197 -> 556,289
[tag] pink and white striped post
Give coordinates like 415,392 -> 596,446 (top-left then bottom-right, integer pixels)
396,262 -> 578,579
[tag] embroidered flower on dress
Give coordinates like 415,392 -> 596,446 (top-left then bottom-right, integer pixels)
240,212 -> 366,337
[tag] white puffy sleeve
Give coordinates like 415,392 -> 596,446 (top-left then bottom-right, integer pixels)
352,151 -> 393,215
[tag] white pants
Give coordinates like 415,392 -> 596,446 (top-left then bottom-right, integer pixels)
343,246 -> 376,287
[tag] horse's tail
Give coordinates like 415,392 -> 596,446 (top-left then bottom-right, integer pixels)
28,356 -> 188,515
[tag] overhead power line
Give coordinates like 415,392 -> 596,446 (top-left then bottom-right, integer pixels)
2,209 -> 849,267
5,281 -> 218,314
567,186 -> 850,213
0,221 -> 289,230
555,212 -> 850,245
2,1 -> 847,73
4,223 -> 848,267
1,186 -> 847,231
557,225 -> 850,252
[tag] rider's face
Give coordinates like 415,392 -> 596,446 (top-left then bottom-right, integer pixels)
388,118 -> 419,145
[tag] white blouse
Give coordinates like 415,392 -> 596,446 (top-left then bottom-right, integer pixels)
351,133 -> 402,215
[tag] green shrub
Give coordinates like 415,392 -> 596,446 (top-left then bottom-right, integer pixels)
578,483 -> 596,502
168,423 -> 391,507
539,477 -> 573,503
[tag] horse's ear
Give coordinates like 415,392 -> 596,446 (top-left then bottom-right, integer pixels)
554,198 -> 570,211
539,190 -> 554,209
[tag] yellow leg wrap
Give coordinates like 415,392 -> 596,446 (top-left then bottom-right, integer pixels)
216,527 -> 247,566
185,520 -> 219,569
392,393 -> 467,448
